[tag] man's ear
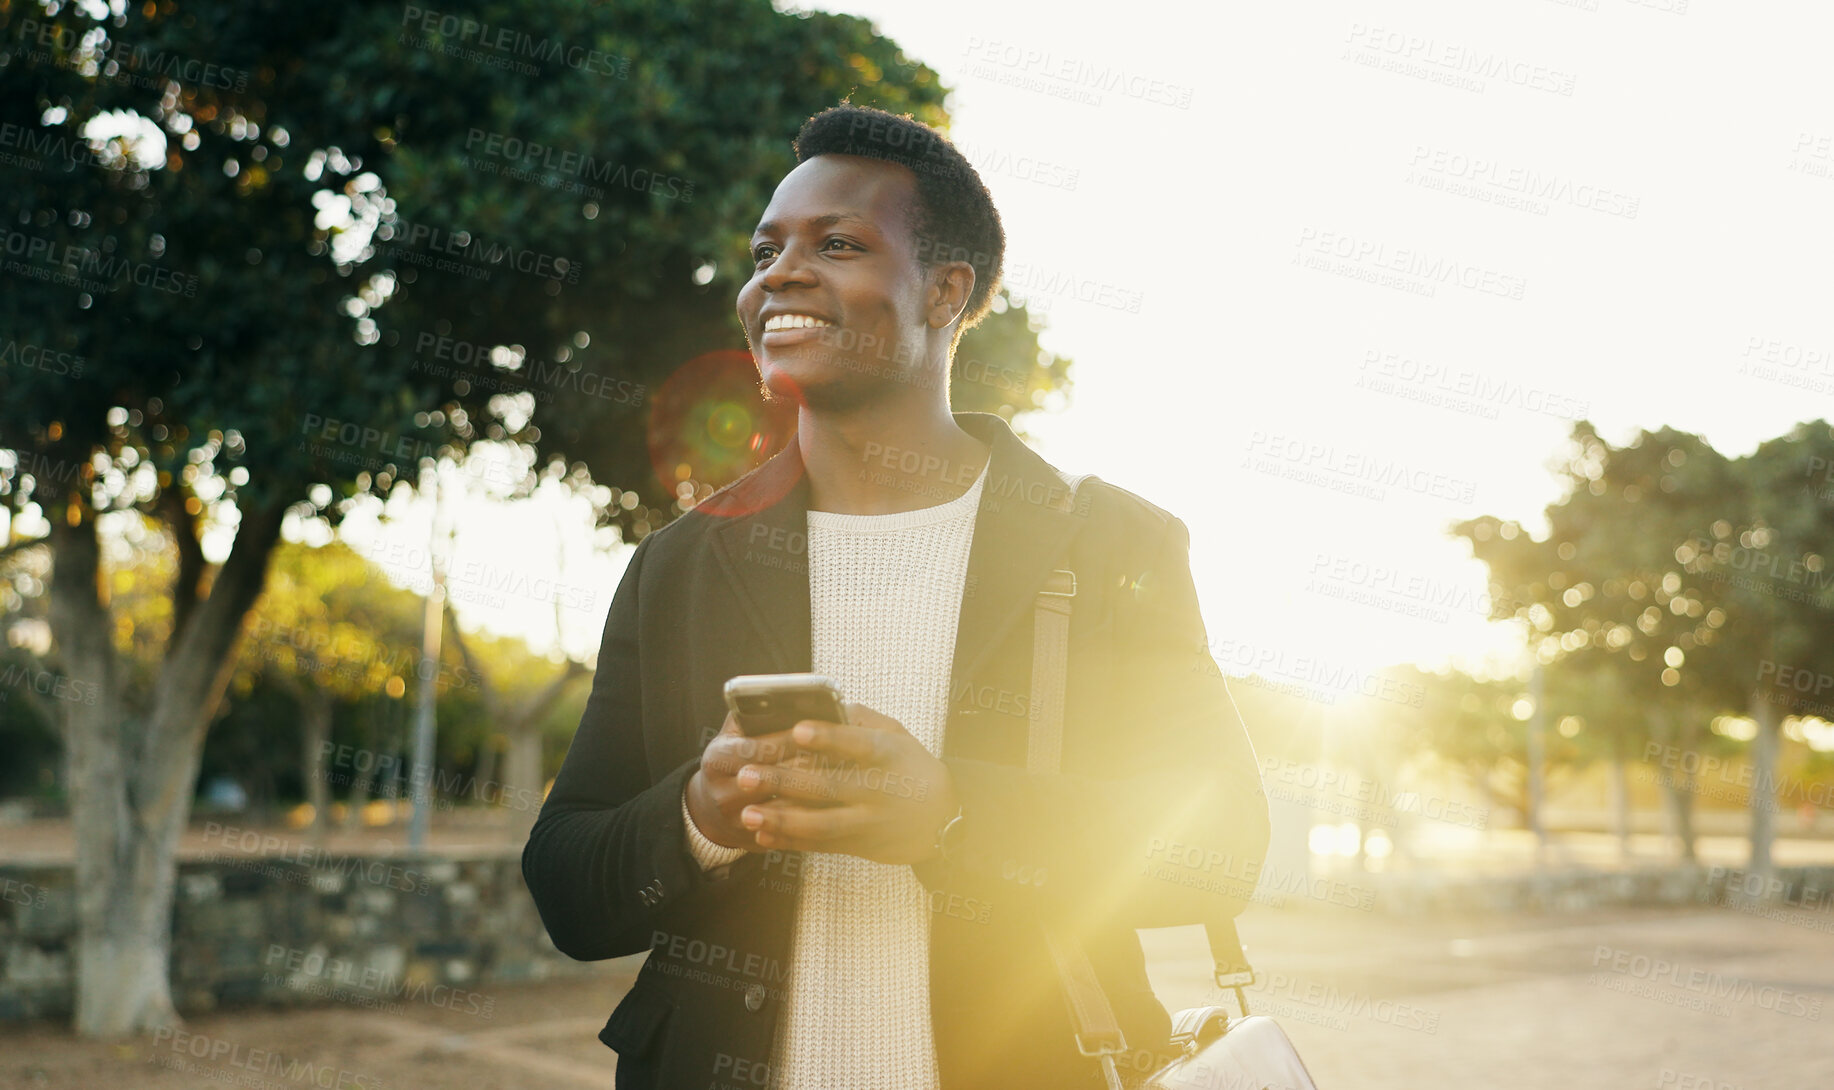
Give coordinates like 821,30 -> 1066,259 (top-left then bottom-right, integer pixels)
927,262 -> 976,331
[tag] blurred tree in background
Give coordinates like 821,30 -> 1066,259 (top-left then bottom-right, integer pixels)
1460,421 -> 1834,866
0,0 -> 1069,1036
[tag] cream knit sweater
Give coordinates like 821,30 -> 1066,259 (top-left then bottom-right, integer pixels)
679,459 -> 989,1089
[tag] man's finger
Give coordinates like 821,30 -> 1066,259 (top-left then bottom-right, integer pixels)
742,798 -> 863,846
790,722 -> 884,764
737,761 -> 849,805
706,728 -> 801,774
841,700 -> 903,731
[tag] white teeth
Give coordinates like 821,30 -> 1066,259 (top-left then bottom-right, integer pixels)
764,314 -> 834,332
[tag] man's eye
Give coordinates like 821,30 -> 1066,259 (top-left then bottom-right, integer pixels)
752,245 -> 777,263
823,238 -> 857,251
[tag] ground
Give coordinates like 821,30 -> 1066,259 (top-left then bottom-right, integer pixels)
4,898 -> 1830,1089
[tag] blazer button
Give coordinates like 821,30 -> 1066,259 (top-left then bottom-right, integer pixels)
744,983 -> 766,1012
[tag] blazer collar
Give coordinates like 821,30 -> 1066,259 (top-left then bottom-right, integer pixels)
702,411 -> 1090,689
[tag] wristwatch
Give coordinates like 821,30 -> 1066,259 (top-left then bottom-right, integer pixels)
933,804 -> 967,864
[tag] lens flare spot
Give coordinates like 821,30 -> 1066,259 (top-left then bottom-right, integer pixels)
708,403 -> 752,448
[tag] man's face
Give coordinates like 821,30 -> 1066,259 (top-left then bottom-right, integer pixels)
737,154 -> 941,410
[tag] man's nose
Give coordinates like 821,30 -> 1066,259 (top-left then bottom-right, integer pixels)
760,243 -> 817,291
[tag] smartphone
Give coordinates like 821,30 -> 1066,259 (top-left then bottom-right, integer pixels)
723,673 -> 848,737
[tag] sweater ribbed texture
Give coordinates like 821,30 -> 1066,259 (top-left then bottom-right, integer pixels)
683,459 -> 988,1089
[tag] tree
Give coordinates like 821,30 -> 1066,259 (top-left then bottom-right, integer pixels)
1677,421 -> 1834,877
235,540 -> 476,836
1,0 -> 1067,1036
1456,423 -> 1747,862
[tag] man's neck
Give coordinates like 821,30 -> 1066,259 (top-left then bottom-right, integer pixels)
797,398 -> 991,516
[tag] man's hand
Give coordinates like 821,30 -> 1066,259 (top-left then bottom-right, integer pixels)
736,702 -> 959,865
684,711 -> 802,850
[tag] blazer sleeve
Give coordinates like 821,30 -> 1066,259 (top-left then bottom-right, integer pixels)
912,515 -> 1271,928
521,531 -> 731,961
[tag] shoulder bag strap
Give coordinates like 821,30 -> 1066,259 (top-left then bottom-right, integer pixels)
1029,534 -> 1259,1086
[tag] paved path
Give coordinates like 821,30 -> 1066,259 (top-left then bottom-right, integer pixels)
5,900 -> 1831,1089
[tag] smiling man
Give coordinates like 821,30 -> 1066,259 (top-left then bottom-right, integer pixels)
523,104 -> 1269,1090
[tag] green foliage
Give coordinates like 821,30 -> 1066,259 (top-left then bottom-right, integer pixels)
1456,420 -> 1834,805
0,0 -> 1072,808
0,0 -> 1071,548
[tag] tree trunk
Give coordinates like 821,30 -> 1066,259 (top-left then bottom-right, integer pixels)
503,726 -> 543,837
343,701 -> 378,830
301,686 -> 333,844
473,733 -> 503,803
439,613 -> 584,840
1652,709 -> 1697,863
50,498 -> 287,1037
1610,746 -> 1633,861
1748,690 -> 1782,880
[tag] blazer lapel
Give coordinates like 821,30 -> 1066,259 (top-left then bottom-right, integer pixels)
704,440 -> 814,675
695,411 -> 1090,698
947,413 -> 1089,690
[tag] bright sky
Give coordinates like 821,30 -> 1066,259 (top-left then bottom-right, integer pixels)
327,0 -> 1834,681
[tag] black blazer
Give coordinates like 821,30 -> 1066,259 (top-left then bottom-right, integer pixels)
523,411 -> 1270,1089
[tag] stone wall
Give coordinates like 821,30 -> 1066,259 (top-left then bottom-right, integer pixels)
0,849 -> 595,1023
1367,863 -> 1834,915
6,852 -> 1832,1023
